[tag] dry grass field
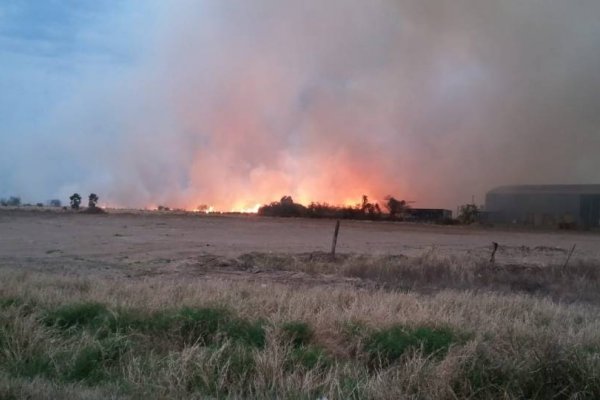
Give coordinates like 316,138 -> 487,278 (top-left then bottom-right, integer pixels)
1,209 -> 600,399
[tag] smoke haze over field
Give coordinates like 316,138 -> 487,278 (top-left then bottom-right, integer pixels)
1,1 -> 600,210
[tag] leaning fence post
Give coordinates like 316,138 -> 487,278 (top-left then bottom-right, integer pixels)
490,242 -> 499,264
562,244 -> 576,271
330,220 -> 341,259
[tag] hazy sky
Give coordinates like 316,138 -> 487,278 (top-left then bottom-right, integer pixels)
1,1 -> 599,210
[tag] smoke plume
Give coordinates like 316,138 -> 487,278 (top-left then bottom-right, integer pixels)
3,0 -> 600,210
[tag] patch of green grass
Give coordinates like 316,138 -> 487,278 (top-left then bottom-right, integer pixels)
106,309 -> 172,335
41,303 -> 266,350
279,321 -> 329,371
0,387 -> 19,400
412,327 -> 457,355
67,345 -> 107,383
338,375 -> 367,400
188,344 -> 256,397
44,302 -> 111,331
176,307 -> 266,348
462,346 -> 600,399
364,325 -> 457,366
0,298 -> 23,309
225,346 -> 256,378
281,321 -> 313,348
582,343 -> 600,355
178,307 -> 231,343
342,320 -> 369,338
5,337 -> 130,384
223,318 -> 265,348
65,337 -> 130,384
288,345 -> 331,370
9,354 -> 55,379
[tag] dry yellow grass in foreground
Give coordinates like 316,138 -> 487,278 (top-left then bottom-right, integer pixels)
1,263 -> 600,399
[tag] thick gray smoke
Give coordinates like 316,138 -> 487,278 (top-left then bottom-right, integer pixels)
3,0 -> 600,210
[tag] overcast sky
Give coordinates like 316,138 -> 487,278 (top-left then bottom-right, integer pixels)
1,1 -> 599,210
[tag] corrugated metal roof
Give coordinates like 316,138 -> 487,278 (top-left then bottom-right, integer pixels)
489,185 -> 600,195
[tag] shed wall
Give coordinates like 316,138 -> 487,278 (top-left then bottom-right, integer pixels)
580,195 -> 600,227
485,193 -> 581,226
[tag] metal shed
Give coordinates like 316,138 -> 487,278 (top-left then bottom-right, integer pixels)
485,185 -> 600,228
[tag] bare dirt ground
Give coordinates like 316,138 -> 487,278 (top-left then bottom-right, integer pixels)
1,209 -> 599,288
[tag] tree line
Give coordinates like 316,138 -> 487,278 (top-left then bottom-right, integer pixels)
257,195 -> 410,221
0,193 -> 101,211
258,195 -> 482,224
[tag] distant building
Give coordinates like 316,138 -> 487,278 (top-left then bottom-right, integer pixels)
485,185 -> 600,228
406,208 -> 452,223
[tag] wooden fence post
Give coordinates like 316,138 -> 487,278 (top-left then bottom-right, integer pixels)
331,220 -> 341,259
490,242 -> 499,263
562,244 -> 576,271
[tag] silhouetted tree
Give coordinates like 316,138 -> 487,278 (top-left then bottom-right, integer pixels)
260,195 -> 383,220
374,204 -> 382,214
360,195 -> 382,219
70,193 -> 81,210
258,196 -> 307,217
385,196 -> 408,219
3,196 -> 21,207
458,203 -> 480,224
48,199 -> 61,207
0,196 -> 19,206
88,193 -> 99,208
361,195 -> 369,211
280,196 -> 294,205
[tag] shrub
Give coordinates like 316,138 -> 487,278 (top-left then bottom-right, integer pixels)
48,199 -> 62,207
458,203 -> 480,224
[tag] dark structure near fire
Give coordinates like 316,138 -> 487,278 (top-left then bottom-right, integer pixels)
485,185 -> 600,228
406,208 -> 452,223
